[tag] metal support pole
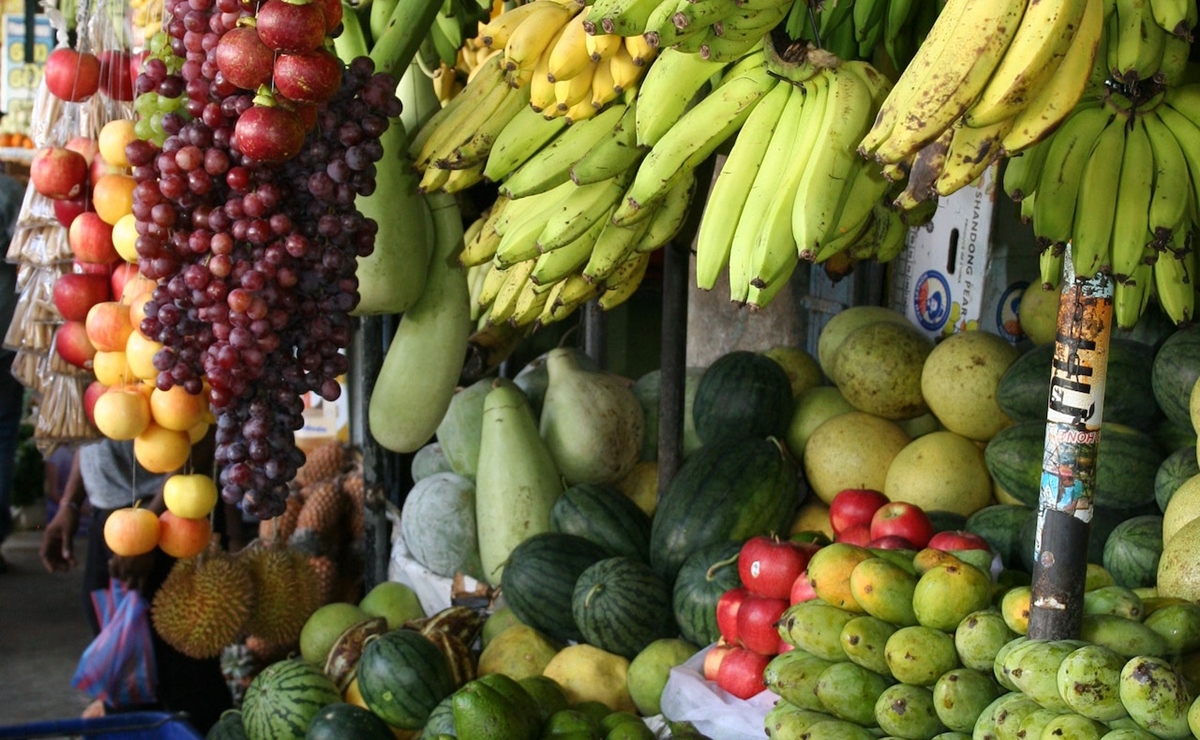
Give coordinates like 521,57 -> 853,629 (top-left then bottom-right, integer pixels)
1028,251 -> 1114,640
359,315 -> 389,591
657,239 -> 689,496
583,300 -> 607,367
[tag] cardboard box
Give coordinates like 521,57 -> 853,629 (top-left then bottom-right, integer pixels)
296,376 -> 350,452
887,165 -> 1041,344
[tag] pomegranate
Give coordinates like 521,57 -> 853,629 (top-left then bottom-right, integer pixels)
273,49 -> 343,105
313,0 -> 342,32
256,0 -> 327,53
234,92 -> 307,163
215,26 -> 275,91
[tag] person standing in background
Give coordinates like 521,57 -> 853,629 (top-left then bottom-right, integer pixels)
0,169 -> 29,574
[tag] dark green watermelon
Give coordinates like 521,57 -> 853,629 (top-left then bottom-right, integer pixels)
305,703 -> 393,740
1018,505 -> 1129,570
966,504 -> 1035,570
500,533 -> 611,643
572,557 -> 677,659
550,483 -> 652,562
356,630 -> 457,730
1156,447 -> 1200,512
242,659 -> 340,740
1152,325 -> 1200,428
692,351 -> 794,445
1102,515 -> 1163,590
205,710 -> 248,740
672,540 -> 743,646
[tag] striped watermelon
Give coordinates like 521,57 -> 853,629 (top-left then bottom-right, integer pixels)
241,658 -> 340,740
501,533 -> 611,643
692,351 -> 794,445
1102,515 -> 1164,589
1156,447 -> 1200,512
356,630 -> 457,730
550,483 -> 652,562
205,710 -> 248,740
304,703 -> 393,740
572,556 -> 677,659
672,541 -> 743,647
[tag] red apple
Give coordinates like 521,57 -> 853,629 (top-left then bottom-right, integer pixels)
65,135 -> 99,163
837,523 -> 873,546
702,641 -> 734,682
53,194 -> 91,228
54,320 -> 97,369
928,530 -> 992,552
83,379 -> 106,425
868,534 -> 916,550
869,502 -> 935,549
110,261 -> 139,299
716,647 -> 770,699
738,535 -> 818,600
98,50 -> 135,101
789,570 -> 818,604
716,587 -> 748,645
829,488 -> 890,536
84,300 -> 134,352
736,594 -> 789,655
53,272 -> 112,321
31,146 -> 89,200
69,211 -> 119,263
74,259 -> 113,276
91,151 -> 123,185
43,48 -> 101,102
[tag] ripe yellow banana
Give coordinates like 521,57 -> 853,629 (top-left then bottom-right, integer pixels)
548,12 -> 593,83
934,118 -> 1012,197
504,2 -> 579,82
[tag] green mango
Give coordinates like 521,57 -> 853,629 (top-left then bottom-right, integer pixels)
1082,586 -> 1145,620
930,733 -> 972,740
932,668 -> 1000,733
1007,639 -> 1082,713
454,681 -> 540,740
1013,708 -> 1063,740
1056,643 -> 1129,722
779,601 -> 857,661
763,702 -> 831,739
954,610 -> 1016,674
912,562 -> 993,632
1118,656 -> 1193,739
1040,713 -> 1107,739
794,719 -> 878,740
989,692 -> 1042,740
762,649 -> 835,711
572,702 -> 612,725
867,547 -> 919,574
540,709 -> 600,738
850,557 -> 919,627
993,637 -> 1037,691
1143,602 -> 1200,654
873,683 -> 945,739
949,548 -> 995,576
598,712 -> 640,734
1100,728 -> 1162,739
604,721 -> 653,740
815,661 -> 895,726
519,676 -> 570,724
840,615 -> 897,677
885,625 -> 959,686
1080,614 -> 1169,658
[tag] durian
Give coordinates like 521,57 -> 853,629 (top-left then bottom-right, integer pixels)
151,547 -> 255,659
240,543 -> 321,645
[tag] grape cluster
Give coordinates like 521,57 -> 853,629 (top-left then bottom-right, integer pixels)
132,32 -> 188,146
132,0 -> 399,517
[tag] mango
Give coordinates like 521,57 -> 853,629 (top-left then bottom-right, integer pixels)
913,547 -> 966,575
1142,602 -> 1200,654
605,721 -> 654,740
1082,586 -> 1144,620
850,557 -> 918,626
1102,727 -> 1164,739
453,680 -> 540,740
1014,708 -> 1063,738
540,708 -> 598,736
913,562 -> 993,632
815,661 -> 895,726
1006,639 -> 1080,712
1189,691 -> 1200,738
873,683 -> 945,739
999,586 -> 1031,636
954,610 -> 1016,673
988,692 -> 1041,740
885,625 -> 959,686
840,615 -> 897,677
1084,563 -> 1117,592
869,546 -> 919,574
778,601 -> 856,661
1079,614 -> 1169,658
762,649 -> 834,711
1118,656 -> 1193,738
932,668 -> 1000,733
1040,712 -> 1107,739
795,719 -> 877,740
993,637 -> 1036,691
930,733 -> 971,740
763,703 -> 831,739
1055,643 -> 1128,722
949,548 -> 994,576
806,543 -> 875,611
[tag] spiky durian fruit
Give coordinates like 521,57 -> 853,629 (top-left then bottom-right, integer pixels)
240,544 -> 321,645
151,547 -> 255,659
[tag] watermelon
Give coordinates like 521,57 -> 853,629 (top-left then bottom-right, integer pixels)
926,510 -> 968,533
649,435 -> 799,582
356,630 -> 457,730
1153,416 -> 1199,453
1157,447 -> 1200,512
572,557 -> 677,659
996,339 -> 1160,430
633,367 -> 706,461
692,351 -> 794,445
1102,515 -> 1163,589
305,703 -> 393,740
1017,504 -> 1130,570
984,421 -> 1163,510
500,533 -> 612,643
422,693 -> 458,737
550,483 -> 652,562
966,504 -> 1035,569
1152,325 -> 1200,427
672,540 -> 743,646
206,710 -> 248,740
242,658 -> 340,740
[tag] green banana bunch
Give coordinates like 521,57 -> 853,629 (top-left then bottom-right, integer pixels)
585,0 -> 788,61
783,0 -> 938,69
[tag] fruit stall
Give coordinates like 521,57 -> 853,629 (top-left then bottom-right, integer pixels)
2,0 -> 1200,736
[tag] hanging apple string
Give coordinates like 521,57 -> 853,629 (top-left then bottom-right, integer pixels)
130,0 -> 399,518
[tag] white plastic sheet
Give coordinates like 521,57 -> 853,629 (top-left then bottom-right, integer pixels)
659,645 -> 779,740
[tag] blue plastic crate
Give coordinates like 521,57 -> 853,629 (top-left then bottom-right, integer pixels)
0,711 -> 202,740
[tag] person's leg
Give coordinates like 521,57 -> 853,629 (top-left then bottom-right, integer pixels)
81,506 -> 114,636
0,354 -> 23,553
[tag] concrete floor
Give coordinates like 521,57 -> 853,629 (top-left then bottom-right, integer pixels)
0,529 -> 94,726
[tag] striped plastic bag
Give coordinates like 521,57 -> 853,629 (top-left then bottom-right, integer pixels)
70,579 -> 157,708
